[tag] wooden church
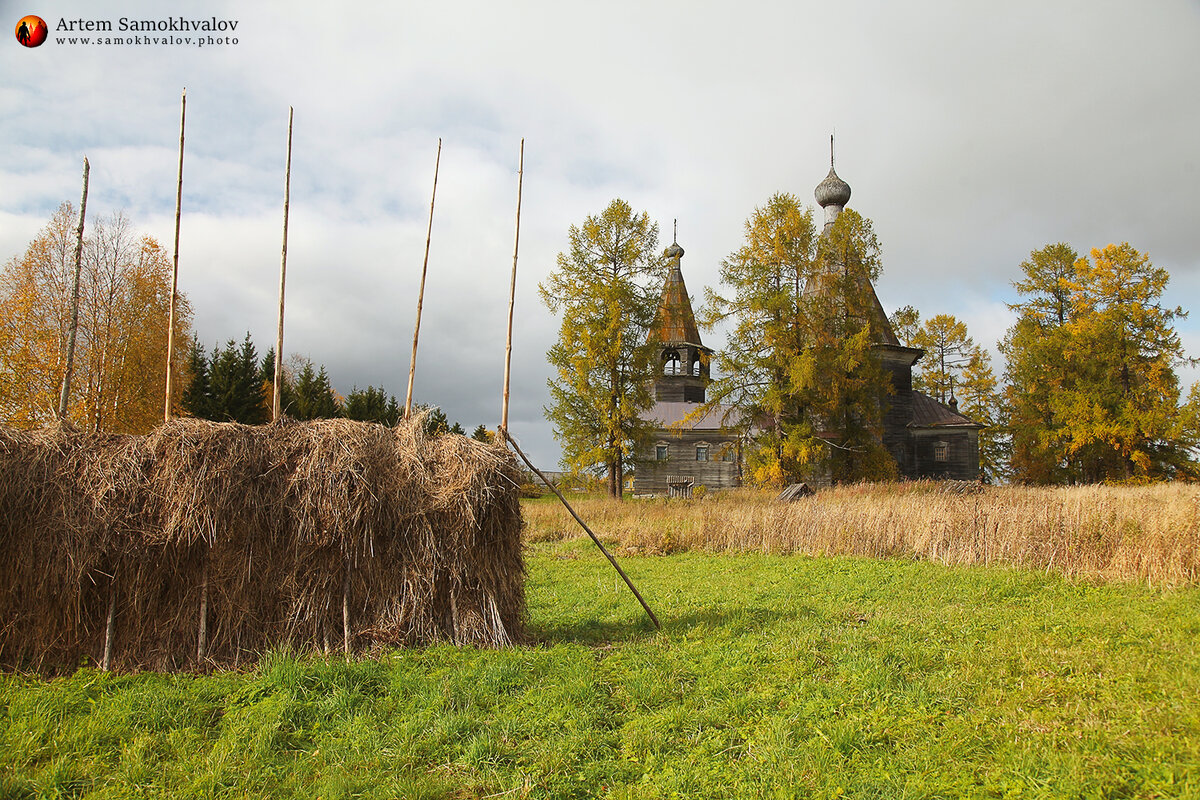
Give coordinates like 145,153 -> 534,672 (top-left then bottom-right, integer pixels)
632,238 -> 742,497
809,155 -> 984,481
633,153 -> 983,495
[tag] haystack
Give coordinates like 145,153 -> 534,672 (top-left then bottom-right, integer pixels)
0,416 -> 525,673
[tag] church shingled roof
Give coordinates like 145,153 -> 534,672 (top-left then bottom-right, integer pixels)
649,246 -> 703,346
909,390 -> 985,429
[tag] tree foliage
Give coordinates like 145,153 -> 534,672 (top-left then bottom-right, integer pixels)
1002,242 -> 1197,483
344,385 -> 401,426
289,360 -> 341,421
0,204 -> 191,432
205,334 -> 270,424
702,194 -> 895,486
911,314 -> 975,403
540,199 -> 666,499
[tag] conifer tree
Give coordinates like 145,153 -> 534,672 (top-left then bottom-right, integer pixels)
911,314 -> 975,403
290,361 -> 341,420
703,195 -> 895,485
344,385 -> 401,425
1003,242 -> 1197,482
540,199 -> 666,499
181,336 -> 212,419
207,334 -> 268,424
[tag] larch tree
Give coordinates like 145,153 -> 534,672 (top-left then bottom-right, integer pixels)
892,306 -> 1006,481
1003,242 -> 1197,483
701,192 -> 815,485
911,314 -> 976,403
0,204 -> 190,432
805,207 -> 897,484
1001,243 -> 1080,483
540,199 -> 666,499
702,195 -> 895,486
888,305 -> 921,348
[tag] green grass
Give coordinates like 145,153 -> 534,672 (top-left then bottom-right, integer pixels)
2,545 -> 1199,798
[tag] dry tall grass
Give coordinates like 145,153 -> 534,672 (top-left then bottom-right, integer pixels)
524,482 -> 1200,586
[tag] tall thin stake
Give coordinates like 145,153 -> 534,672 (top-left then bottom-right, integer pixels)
404,138 -> 442,418
197,559 -> 209,663
101,579 -> 117,671
342,567 -> 351,655
58,157 -> 90,420
500,138 -> 523,432
493,140 -> 660,630
164,88 -> 185,422
273,107 -> 294,421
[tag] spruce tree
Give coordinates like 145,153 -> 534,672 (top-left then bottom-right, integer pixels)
207,334 -> 268,424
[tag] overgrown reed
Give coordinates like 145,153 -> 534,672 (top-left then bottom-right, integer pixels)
524,482 -> 1200,586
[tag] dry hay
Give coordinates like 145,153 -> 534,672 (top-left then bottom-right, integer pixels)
0,416 -> 525,673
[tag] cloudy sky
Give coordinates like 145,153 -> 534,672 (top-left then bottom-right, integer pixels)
3,0 -> 1199,467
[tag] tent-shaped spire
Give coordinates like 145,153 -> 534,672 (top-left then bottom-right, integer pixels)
648,235 -> 703,346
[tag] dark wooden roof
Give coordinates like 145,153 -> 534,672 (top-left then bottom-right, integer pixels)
909,390 -> 985,429
648,264 -> 703,346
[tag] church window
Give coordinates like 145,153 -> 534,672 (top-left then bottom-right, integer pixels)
696,445 -> 709,462
655,444 -> 668,461
691,356 -> 702,377
933,441 -> 949,462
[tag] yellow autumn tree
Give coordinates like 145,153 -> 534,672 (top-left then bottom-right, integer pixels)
0,203 -> 191,433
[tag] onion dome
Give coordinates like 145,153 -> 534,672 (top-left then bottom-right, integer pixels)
814,166 -> 851,208
665,241 -> 684,259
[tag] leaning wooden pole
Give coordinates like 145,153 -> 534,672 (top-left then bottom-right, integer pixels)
404,138 -> 442,418
500,138 -> 523,431
164,88 -> 185,422
502,429 -> 661,630
273,107 -> 294,421
57,156 -> 90,420
496,140 -> 660,631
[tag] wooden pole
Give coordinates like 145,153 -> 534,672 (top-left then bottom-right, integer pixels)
58,156 -> 90,420
500,139 -> 524,432
273,107 -> 294,421
197,559 -> 209,662
342,567 -> 351,655
501,429 -> 661,630
404,138 -> 442,418
164,88 -> 185,422
101,579 -> 116,671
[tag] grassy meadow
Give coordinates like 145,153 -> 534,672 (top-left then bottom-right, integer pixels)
2,483 -> 1199,798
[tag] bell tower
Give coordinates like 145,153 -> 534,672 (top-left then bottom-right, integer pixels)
648,229 -> 711,404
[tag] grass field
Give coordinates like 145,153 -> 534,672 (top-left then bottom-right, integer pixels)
3,539 -> 1198,799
